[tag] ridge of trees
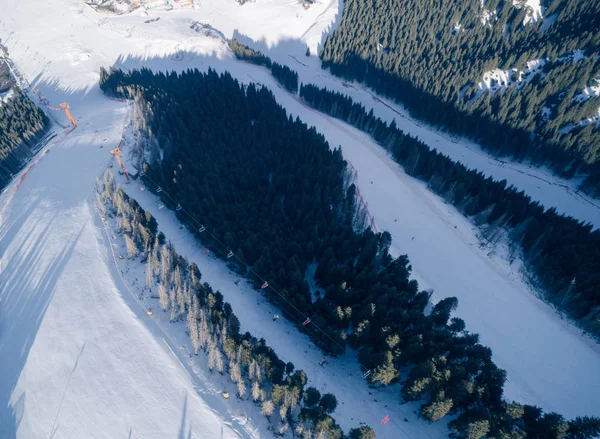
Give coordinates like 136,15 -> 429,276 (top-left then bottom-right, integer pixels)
99,67 -> 600,438
229,38 -> 299,93
299,82 -> 600,341
0,89 -> 49,190
97,170 -> 352,438
319,0 -> 600,195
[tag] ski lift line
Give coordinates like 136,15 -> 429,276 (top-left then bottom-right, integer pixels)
137,173 -> 378,368
135,173 -> 382,377
97,191 -> 416,439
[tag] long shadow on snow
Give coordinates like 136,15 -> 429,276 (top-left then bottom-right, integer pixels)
0,218 -> 86,438
0,74 -> 123,438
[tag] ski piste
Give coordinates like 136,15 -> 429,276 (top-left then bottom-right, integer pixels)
1,0 -> 600,438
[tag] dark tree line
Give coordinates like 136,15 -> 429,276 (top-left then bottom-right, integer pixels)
99,67 -> 600,438
0,89 -> 49,190
271,62 -> 299,93
229,38 -> 299,93
319,0 -> 600,195
300,83 -> 600,341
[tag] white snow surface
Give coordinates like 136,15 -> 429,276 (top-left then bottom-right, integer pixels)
1,0 -> 600,437
574,77 -> 600,123
512,0 -> 543,25
478,59 -> 546,96
480,8 -> 497,26
0,97 -> 243,438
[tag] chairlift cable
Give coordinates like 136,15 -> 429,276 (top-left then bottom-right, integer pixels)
129,171 -> 426,439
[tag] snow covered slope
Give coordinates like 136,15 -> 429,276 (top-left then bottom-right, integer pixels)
1,0 -> 599,436
0,91 -> 243,438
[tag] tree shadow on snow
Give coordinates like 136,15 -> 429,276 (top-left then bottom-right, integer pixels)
0,216 -> 86,438
0,71 -> 124,437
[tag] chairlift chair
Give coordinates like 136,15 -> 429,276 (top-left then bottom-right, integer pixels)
227,251 -> 234,259
261,282 -> 269,289
198,225 -> 206,233
176,204 -> 182,211
157,186 -> 163,193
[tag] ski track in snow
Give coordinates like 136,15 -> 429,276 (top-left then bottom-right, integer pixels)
0,0 -> 599,437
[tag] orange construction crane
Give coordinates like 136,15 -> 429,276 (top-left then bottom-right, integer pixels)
110,145 -> 130,181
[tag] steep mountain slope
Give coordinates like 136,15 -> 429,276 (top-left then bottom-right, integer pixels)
0,88 -> 242,438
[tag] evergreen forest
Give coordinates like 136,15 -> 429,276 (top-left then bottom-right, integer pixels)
99,67 -> 600,438
0,90 -> 49,190
319,0 -> 600,195
97,170 -> 349,438
299,83 -> 600,341
228,38 -> 299,93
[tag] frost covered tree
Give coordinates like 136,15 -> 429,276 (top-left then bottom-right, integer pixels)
279,403 -> 288,420
169,287 -> 176,321
124,233 -> 139,258
230,360 -> 242,383
187,308 -> 200,354
251,380 -> 261,402
208,344 -> 218,371
158,282 -> 169,311
96,192 -> 106,215
198,308 -> 209,351
145,255 -> 155,289
237,380 -> 246,399
160,244 -> 172,284
261,400 -> 275,417
215,347 -> 224,374
150,238 -> 160,275
176,284 -> 186,317
174,266 -> 182,293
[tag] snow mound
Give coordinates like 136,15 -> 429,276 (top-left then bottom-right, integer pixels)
512,0 -> 543,25
572,77 -> 600,125
86,0 -> 140,14
477,58 -> 546,96
480,8 -> 497,26
63,43 -> 93,66
575,77 -> 600,103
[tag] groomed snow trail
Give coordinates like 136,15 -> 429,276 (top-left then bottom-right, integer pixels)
217,63 -> 600,418
0,91 -> 241,438
1,0 -> 599,437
